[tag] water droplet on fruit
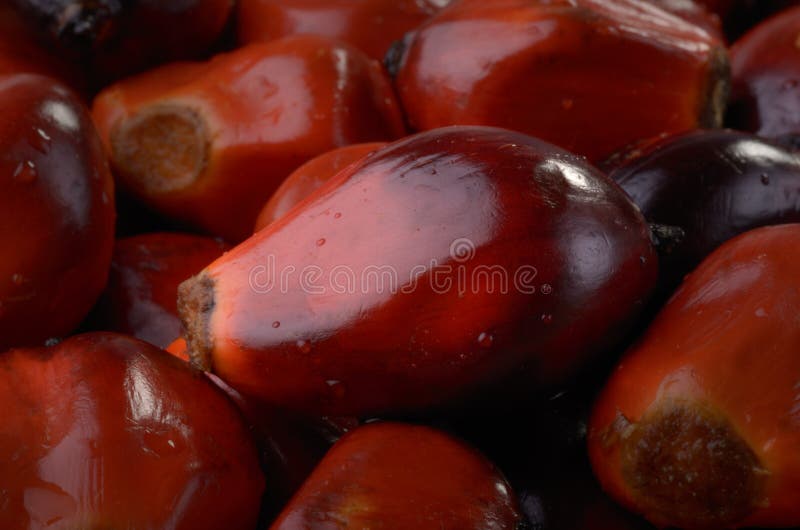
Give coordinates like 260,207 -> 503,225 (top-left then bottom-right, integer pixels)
272,321 -> 281,328
541,314 -> 553,325
13,161 -> 37,183
540,284 -> 553,295
477,332 -> 494,348
296,340 -> 312,354
316,238 -> 326,247
761,173 -> 770,185
333,212 -> 342,219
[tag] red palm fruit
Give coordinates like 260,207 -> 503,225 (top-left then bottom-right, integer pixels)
93,36 -> 406,242
270,422 -> 522,529
177,126 -> 657,417
393,0 -> 729,162
0,74 -> 115,351
95,233 -> 229,349
237,0 -> 447,61
608,129 -> 800,293
254,142 -> 386,230
165,336 -> 355,515
729,5 -> 800,139
0,332 -> 264,529
589,224 -> 800,529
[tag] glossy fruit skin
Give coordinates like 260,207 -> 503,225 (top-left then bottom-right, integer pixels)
609,129 -> 800,291
650,0 -> 724,39
729,5 -> 800,139
270,422 -> 522,529
254,142 -> 386,230
394,0 -> 729,162
0,74 -> 115,351
95,233 -> 229,349
178,126 -> 657,417
93,36 -> 406,242
589,225 -> 800,529
237,0 -> 446,61
0,332 -> 264,530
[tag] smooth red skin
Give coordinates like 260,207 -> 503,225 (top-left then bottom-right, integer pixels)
589,225 -> 800,528
237,0 -> 445,61
394,0 -> 726,163
271,422 -> 521,529
0,74 -> 115,351
93,36 -> 407,242
96,233 -> 229,349
254,142 -> 386,230
195,126 -> 656,417
609,129 -> 800,291
0,333 -> 264,529
729,6 -> 800,138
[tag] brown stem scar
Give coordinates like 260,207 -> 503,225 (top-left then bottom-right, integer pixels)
620,399 -> 766,529
111,103 -> 210,195
178,271 -> 216,372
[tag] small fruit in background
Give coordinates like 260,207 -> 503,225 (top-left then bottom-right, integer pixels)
178,126 -> 656,417
93,36 -> 406,242
237,0 -> 448,62
0,74 -> 114,351
93,233 -> 229,349
270,422 -> 523,529
255,142 -> 386,230
608,129 -> 800,294
0,333 -> 264,529
589,224 -> 800,529
393,0 -> 729,162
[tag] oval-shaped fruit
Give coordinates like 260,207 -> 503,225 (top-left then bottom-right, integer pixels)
609,129 -> 800,291
237,0 -> 446,61
0,74 -> 115,351
394,0 -> 730,162
729,5 -> 800,139
94,233 -> 229,348
178,126 -> 657,417
271,422 -> 522,529
255,142 -> 386,230
589,224 -> 800,529
93,36 -> 406,241
0,332 -> 264,529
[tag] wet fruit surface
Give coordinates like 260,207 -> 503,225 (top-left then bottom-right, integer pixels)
254,142 -> 387,230
0,74 -> 115,351
0,332 -> 264,529
589,224 -> 800,528
179,126 -> 656,417
609,129 -> 800,292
